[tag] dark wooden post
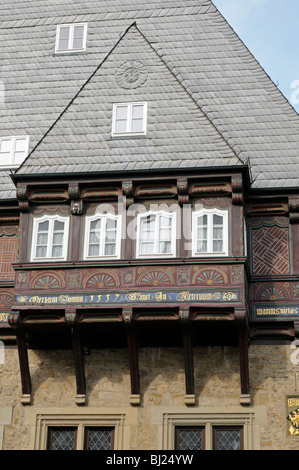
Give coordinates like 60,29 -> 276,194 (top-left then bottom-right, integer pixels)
65,309 -> 86,405
9,311 -> 32,404
235,308 -> 251,405
179,307 -> 195,405
122,308 -> 140,405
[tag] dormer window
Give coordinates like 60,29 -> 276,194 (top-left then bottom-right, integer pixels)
0,136 -> 29,168
55,23 -> 87,53
112,103 -> 147,137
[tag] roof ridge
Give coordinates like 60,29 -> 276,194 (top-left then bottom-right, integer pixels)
0,2 -> 211,30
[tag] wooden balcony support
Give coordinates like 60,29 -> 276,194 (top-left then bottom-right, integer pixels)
235,308 -> 251,405
179,307 -> 195,405
8,311 -> 32,405
122,308 -> 140,405
66,310 -> 86,405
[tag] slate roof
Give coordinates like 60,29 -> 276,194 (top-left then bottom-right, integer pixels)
0,0 -> 298,199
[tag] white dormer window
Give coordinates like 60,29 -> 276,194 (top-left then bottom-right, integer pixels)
112,103 -> 147,137
192,208 -> 229,257
0,136 -> 29,168
136,211 -> 176,258
55,23 -> 87,53
31,215 -> 69,262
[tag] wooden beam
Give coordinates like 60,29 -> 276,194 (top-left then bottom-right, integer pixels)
122,308 -> 140,405
235,308 -> 251,405
179,307 -> 195,405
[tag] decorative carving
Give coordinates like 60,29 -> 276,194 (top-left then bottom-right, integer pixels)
122,180 -> 134,208
188,182 -> 231,197
137,269 -> 174,286
289,199 -> 299,224
192,267 -> 227,285
231,175 -> 243,205
83,270 -> 120,289
8,311 -> 20,328
71,199 -> 83,215
65,311 -> 77,324
134,183 -> 177,200
30,271 -> 65,290
122,308 -> 133,324
115,61 -> 148,89
177,178 -> 189,205
256,283 -> 289,301
17,185 -> 29,212
177,268 -> 191,285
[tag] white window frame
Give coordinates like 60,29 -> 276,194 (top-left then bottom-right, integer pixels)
83,213 -> 122,260
55,23 -> 88,53
192,208 -> 229,257
136,210 -> 176,259
111,102 -> 147,137
31,214 -> 69,262
0,136 -> 29,168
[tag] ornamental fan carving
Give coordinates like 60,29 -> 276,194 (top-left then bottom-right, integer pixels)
30,272 -> 65,290
0,291 -> 14,308
256,283 -> 289,301
84,271 -> 120,289
137,269 -> 174,286
192,267 -> 228,285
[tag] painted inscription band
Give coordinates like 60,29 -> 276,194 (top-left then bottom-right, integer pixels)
15,290 -> 240,306
253,304 -> 299,319
0,313 -> 9,324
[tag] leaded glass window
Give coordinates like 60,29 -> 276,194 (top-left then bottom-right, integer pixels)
175,427 -> 204,450
85,427 -> 114,450
213,427 -> 243,450
48,427 -> 77,450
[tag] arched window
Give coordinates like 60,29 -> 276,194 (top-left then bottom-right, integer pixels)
136,211 -> 176,258
192,208 -> 228,257
31,215 -> 69,261
84,214 -> 121,259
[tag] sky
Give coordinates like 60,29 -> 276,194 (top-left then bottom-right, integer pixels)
212,0 -> 299,114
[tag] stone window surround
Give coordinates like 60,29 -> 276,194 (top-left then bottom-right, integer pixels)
25,407 -> 138,450
0,408 -> 12,449
150,405 -> 267,451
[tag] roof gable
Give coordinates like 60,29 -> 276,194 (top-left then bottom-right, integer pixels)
16,24 -> 242,176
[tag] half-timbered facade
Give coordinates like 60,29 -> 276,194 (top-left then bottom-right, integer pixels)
0,0 -> 299,451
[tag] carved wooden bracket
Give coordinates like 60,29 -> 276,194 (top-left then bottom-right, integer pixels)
235,308 -> 250,405
16,185 -> 29,213
231,175 -> 243,205
122,181 -> 134,208
69,183 -> 83,215
177,178 -> 189,206
122,308 -> 140,405
179,307 -> 195,405
289,199 -> 299,224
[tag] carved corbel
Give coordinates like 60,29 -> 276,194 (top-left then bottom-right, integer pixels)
16,185 -> 29,213
177,178 -> 189,206
289,199 -> 299,224
235,308 -> 250,405
122,181 -> 134,208
69,183 -> 83,215
231,175 -> 243,205
9,311 -> 31,405
122,308 -> 140,405
179,307 -> 195,405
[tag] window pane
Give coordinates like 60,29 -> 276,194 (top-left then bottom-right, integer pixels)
35,246 -> 47,258
116,106 -> 128,120
85,428 -> 113,450
115,119 -> 127,133
88,219 -> 101,256
159,241 -> 171,254
213,214 -> 223,226
214,428 -> 242,450
131,118 -> 144,132
48,428 -> 76,450
176,428 -> 204,450
0,139 -> 12,154
73,25 -> 84,49
132,105 -> 144,119
54,220 -> 64,232
38,220 -> 49,232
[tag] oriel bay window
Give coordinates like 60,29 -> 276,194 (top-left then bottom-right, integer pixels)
31,215 -> 69,261
136,211 -> 176,258
84,214 -> 121,259
192,208 -> 228,257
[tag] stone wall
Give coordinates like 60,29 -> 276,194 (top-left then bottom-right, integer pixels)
0,344 -> 299,450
